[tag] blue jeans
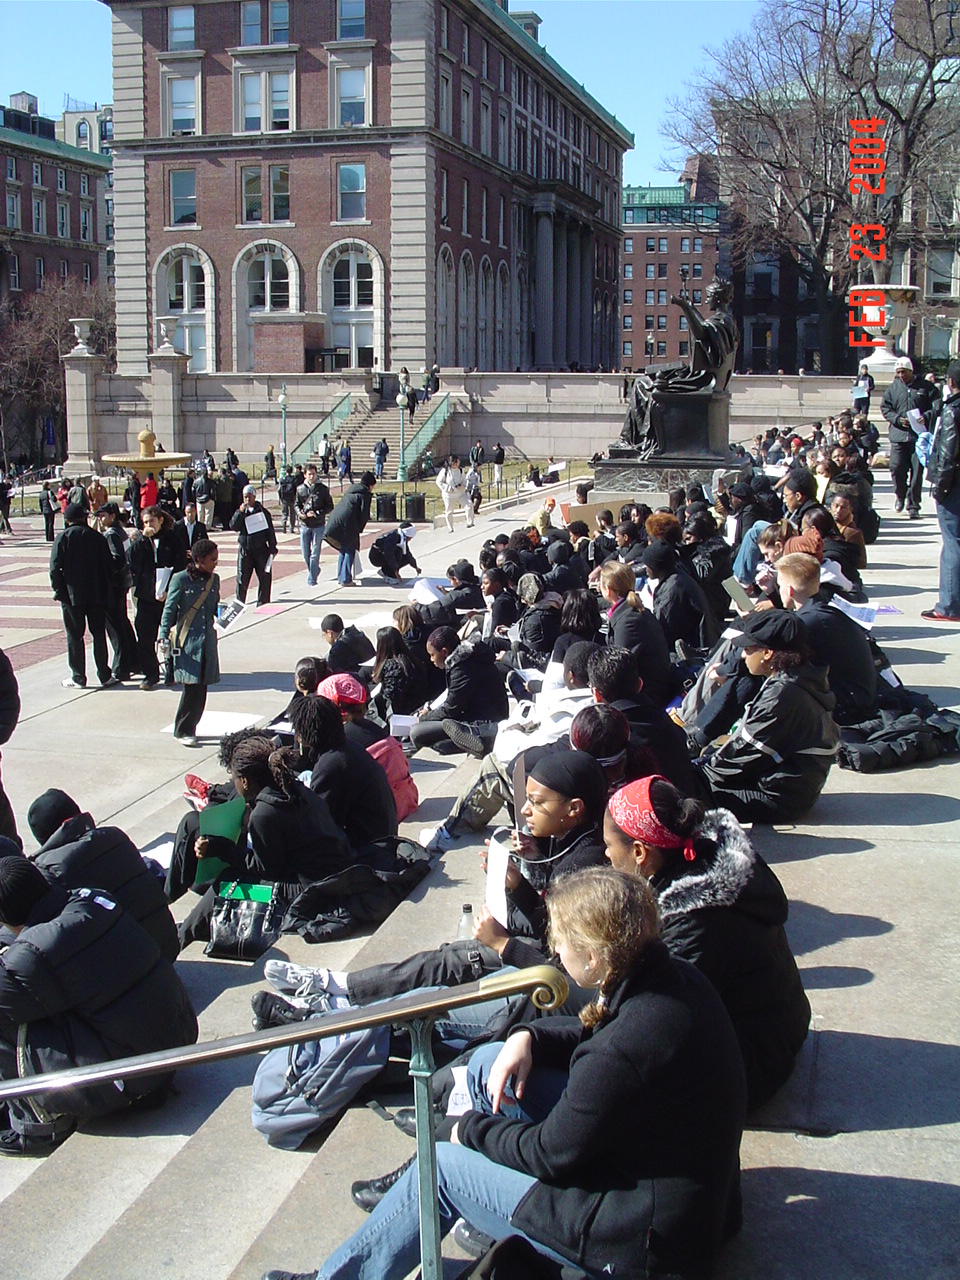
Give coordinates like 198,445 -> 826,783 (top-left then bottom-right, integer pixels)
936,484 -> 960,614
337,548 -> 356,585
731,520 -> 770,584
300,525 -> 324,585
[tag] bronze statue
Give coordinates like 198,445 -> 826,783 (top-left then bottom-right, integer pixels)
620,279 -> 739,459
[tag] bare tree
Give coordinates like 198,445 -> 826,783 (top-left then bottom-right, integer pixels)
663,0 -> 960,372
0,279 -> 115,467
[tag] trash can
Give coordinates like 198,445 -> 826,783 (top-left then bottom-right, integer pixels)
376,491 -> 398,523
404,491 -> 426,522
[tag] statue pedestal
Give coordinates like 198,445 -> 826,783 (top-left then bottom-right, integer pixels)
594,455 -> 730,495
601,388 -> 732,493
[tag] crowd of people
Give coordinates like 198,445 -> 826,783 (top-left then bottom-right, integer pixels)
0,358 -> 957,1278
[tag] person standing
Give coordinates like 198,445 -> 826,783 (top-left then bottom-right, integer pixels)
0,473 -> 12,536
126,471 -> 142,528
469,438 -> 485,478
178,467 -> 196,515
852,361 -> 875,417
296,463 -> 333,586
922,359 -> 960,622
140,471 -> 158,512
232,484 -> 278,605
173,502 -> 208,556
373,437 -> 390,481
97,502 -> 138,683
86,475 -> 108,515
466,460 -> 483,514
436,454 -> 473,532
194,466 -> 215,528
278,467 -> 298,533
492,441 -> 505,490
264,445 -> 277,481
127,506 -> 185,690
880,355 -> 941,518
160,539 -> 221,745
0,646 -> 20,847
337,438 -> 353,489
319,432 -> 331,477
38,481 -> 57,541
49,504 -> 115,690
325,471 -> 376,586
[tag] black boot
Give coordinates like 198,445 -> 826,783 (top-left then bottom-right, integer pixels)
251,990 -> 312,1031
262,1271 -> 317,1279
350,1154 -> 416,1212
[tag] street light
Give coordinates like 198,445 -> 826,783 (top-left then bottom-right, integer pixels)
277,383 -> 288,472
395,390 -> 408,486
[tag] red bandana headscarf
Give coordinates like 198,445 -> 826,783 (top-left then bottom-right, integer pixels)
608,776 -> 697,862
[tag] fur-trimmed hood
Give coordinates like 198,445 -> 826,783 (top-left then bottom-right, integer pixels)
654,807 -> 788,928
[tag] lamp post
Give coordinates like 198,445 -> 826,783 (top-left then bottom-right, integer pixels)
395,390 -> 408,488
277,383 -> 288,472
646,331 -> 655,366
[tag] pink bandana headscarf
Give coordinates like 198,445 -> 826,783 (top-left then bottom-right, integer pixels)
317,673 -> 367,707
608,776 -> 697,862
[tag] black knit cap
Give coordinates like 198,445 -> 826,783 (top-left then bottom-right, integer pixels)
0,854 -> 49,927
27,788 -> 82,845
729,482 -> 754,501
730,609 -> 808,652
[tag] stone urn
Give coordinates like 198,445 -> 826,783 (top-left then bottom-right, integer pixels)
69,317 -> 94,354
858,284 -> 919,375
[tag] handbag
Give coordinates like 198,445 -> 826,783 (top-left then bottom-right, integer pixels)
204,881 -> 283,961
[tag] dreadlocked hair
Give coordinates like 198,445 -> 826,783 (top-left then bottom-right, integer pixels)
547,868 -> 659,1030
229,737 -> 301,799
218,729 -> 273,771
289,693 -> 345,766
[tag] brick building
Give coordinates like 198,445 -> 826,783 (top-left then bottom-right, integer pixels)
0,93 -> 111,305
620,158 -> 720,371
57,100 -> 116,283
103,0 -> 632,376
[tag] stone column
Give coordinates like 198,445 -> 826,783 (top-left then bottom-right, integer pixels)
553,217 -> 568,370
580,228 -> 594,369
567,225 -> 581,367
534,197 -> 556,370
148,319 -> 190,452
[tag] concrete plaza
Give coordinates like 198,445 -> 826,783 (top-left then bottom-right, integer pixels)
0,476 -> 957,1279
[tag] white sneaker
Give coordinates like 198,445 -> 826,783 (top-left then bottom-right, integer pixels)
263,959 -> 330,995
419,824 -> 456,854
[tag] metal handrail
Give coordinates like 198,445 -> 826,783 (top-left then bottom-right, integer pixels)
402,393 -> 451,472
289,391 -> 351,466
0,964 -> 568,1280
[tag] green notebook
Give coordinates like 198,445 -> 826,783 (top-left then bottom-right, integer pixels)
194,793 -> 247,886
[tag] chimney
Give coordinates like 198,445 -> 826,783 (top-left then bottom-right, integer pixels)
511,11 -> 543,42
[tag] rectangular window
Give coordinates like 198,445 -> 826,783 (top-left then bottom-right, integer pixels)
338,0 -> 364,39
6,192 -> 20,229
623,263 -> 632,280
171,168 -> 196,224
693,236 -> 703,253
461,178 -> 469,233
60,259 -> 68,280
6,156 -> 15,181
692,262 -> 702,278
80,206 -> 91,241
658,263 -> 668,278
241,1 -> 261,45
57,167 -> 66,192
338,67 -> 366,125
657,289 -> 667,304
170,76 -> 197,134
32,162 -> 42,186
106,171 -> 113,189
84,262 -> 92,286
105,224 -> 114,240
269,0 -> 289,42
80,173 -> 89,196
440,5 -> 448,48
498,111 -> 508,163
270,164 -> 289,220
645,262 -> 654,279
32,196 -> 45,235
498,194 -> 505,246
440,168 -> 448,224
241,74 -> 262,130
645,315 -> 654,329
657,315 -> 667,330
9,254 -> 19,290
645,289 -> 654,304
623,315 -> 633,330
623,341 -> 632,358
658,237 -> 668,253
57,202 -> 69,238
692,289 -> 702,303
623,289 -> 632,304
499,55 -> 506,93
645,237 -> 654,251
679,315 -> 688,331
461,23 -> 469,64
168,5 -> 195,49
481,187 -> 487,240
338,162 -> 365,220
35,257 -> 44,289
624,237 -> 633,254
657,340 -> 666,356
439,73 -> 452,134
242,165 -> 261,221
680,236 -> 690,253
106,198 -> 114,216
461,87 -> 472,147
271,72 -> 290,129
679,340 -> 689,356
480,100 -> 491,155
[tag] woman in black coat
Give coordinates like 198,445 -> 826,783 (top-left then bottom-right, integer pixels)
641,542 -> 720,653
605,775 -> 811,1109
289,868 -> 746,1280
371,626 -> 428,717
599,561 -> 674,707
325,471 -> 375,585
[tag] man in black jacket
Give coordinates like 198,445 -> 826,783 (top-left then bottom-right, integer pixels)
0,854 -> 198,1153
0,648 -> 19,847
173,503 -> 208,555
97,502 -> 138,682
26,788 -> 180,963
50,504 -> 115,690
126,507 -> 186,689
881,355 -> 941,517
369,524 -> 419,582
231,485 -> 278,605
408,628 -> 509,755
923,360 -> 960,621
320,614 -> 375,673
295,464 -> 333,586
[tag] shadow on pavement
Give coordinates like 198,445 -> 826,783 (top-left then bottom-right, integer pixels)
799,964 -> 873,990
787,901 -> 893,956
758,832 -> 874,863
812,790 -> 960,825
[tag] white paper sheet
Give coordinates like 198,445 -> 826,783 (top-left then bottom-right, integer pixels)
244,510 -> 269,535
155,566 -> 173,600
409,577 -> 445,606
264,554 -> 275,573
907,408 -> 925,434
828,596 -> 877,630
389,713 -> 418,738
485,827 -> 512,928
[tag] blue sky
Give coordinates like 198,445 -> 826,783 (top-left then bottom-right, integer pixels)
0,0 -> 761,184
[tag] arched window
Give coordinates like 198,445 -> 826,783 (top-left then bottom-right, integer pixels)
477,258 -> 493,369
233,241 -> 299,370
317,241 -> 385,371
495,262 -> 510,371
76,120 -> 89,149
153,245 -> 215,371
436,246 -> 455,367
458,251 -> 475,368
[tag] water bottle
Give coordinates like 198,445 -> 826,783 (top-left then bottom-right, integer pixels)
456,903 -> 475,941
